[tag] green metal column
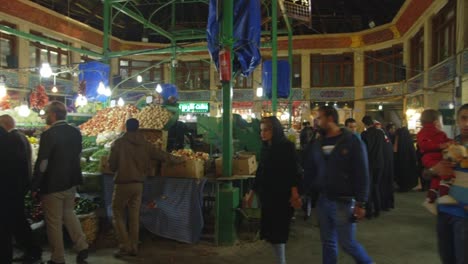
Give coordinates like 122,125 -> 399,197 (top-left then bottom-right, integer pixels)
288,21 -> 293,126
103,0 -> 111,63
215,0 -> 238,246
272,0 -> 278,114
171,1 -> 177,84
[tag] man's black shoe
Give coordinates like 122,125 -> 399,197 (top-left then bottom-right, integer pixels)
76,249 -> 89,264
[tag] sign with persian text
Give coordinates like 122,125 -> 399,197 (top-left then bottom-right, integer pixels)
179,102 -> 210,113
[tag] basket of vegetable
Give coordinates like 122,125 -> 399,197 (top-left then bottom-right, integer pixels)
75,197 -> 99,245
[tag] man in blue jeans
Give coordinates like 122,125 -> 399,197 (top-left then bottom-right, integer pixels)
304,106 -> 373,264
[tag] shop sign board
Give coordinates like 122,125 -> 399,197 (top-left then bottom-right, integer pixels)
363,84 -> 403,99
0,70 -> 19,88
233,89 -> 254,102
407,74 -> 424,94
428,57 -> 456,88
310,88 -> 355,101
178,91 -> 210,101
464,50 -> 468,75
179,102 -> 210,113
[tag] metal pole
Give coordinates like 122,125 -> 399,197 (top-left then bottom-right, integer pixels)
272,0 -> 278,114
171,1 -> 177,84
221,0 -> 234,178
288,19 -> 293,127
103,0 -> 111,63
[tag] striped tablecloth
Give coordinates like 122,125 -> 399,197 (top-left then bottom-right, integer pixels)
102,175 -> 207,244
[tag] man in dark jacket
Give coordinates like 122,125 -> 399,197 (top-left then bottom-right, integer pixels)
32,101 -> 88,264
304,106 -> 372,264
361,116 -> 385,218
0,115 -> 42,263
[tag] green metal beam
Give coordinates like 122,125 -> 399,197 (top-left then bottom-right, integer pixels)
112,3 -> 174,41
272,0 -> 278,114
103,0 -> 111,63
0,25 -> 102,58
174,29 -> 289,41
171,1 -> 177,84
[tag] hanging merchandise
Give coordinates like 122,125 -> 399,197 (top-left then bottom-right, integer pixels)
207,0 -> 261,78
0,94 -> 10,110
29,85 -> 49,110
160,84 -> 179,103
262,60 -> 291,99
79,61 -> 110,102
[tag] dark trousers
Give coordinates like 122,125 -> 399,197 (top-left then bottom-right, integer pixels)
367,168 -> 382,217
0,196 -> 41,263
437,212 -> 468,264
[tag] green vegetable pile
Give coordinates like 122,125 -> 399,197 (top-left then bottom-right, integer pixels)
82,136 -> 97,149
74,197 -> 99,215
82,161 -> 100,173
90,148 -> 110,161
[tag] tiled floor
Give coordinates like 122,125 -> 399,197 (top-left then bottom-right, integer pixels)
37,191 -> 439,264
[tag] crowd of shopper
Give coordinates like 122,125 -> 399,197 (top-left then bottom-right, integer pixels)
2,100 -> 468,264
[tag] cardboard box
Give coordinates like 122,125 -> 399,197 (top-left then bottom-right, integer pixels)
215,154 -> 257,177
99,155 -> 114,175
161,159 -> 205,179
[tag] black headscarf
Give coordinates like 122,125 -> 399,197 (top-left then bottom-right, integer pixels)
261,116 -> 287,146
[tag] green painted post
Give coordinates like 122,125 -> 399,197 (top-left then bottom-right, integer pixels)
272,0 -> 278,114
171,2 -> 177,84
288,21 -> 293,127
103,0 -> 111,64
215,0 -> 239,246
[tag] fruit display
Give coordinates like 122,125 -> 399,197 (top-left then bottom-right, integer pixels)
0,108 -> 45,125
136,105 -> 173,130
77,102 -> 103,114
171,149 -> 210,161
29,85 -> 49,110
79,105 -> 139,136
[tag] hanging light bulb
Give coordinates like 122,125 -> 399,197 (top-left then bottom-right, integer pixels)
18,103 -> 31,117
39,109 -> 45,116
256,87 -> 263,97
448,102 -> 455,109
97,81 -> 106,95
104,87 -> 112,97
0,82 -> 6,98
39,63 -> 53,78
137,75 -> 143,83
52,86 -> 58,93
110,100 -> 116,107
325,102 -> 329,106
155,84 -> 163,93
117,97 -> 125,107
75,94 -> 88,107
378,104 -> 383,110
333,102 -> 338,107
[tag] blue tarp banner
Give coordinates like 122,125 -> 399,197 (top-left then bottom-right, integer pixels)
207,0 -> 261,77
262,60 -> 291,99
161,83 -> 179,102
78,61 -> 110,102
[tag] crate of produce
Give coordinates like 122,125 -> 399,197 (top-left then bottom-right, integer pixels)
140,129 -> 168,151
215,154 -> 257,177
161,159 -> 205,179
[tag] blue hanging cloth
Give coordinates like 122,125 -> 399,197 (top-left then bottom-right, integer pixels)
207,0 -> 261,77
262,60 -> 291,99
161,84 -> 179,102
78,61 -> 110,102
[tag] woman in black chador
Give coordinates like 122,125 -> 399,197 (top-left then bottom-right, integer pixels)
246,116 -> 302,264
394,127 -> 419,192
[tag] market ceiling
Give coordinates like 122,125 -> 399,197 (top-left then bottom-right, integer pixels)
29,0 -> 405,43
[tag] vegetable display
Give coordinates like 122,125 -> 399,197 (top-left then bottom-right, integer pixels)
171,149 -> 210,161
79,105 -> 139,136
136,105 -> 173,130
0,108 -> 44,125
